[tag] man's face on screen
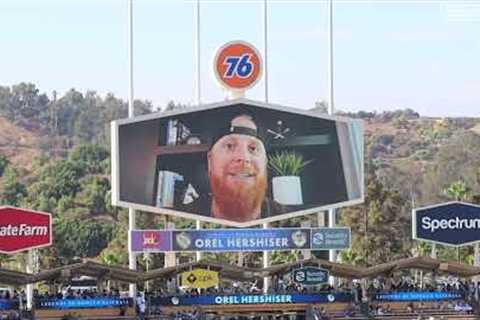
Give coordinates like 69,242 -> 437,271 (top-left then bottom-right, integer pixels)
208,115 -> 267,222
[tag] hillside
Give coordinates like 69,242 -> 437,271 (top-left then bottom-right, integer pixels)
0,82 -> 479,267
1,111 -> 478,207
0,116 -> 43,171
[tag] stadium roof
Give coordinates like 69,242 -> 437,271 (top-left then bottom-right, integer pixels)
1,256 -> 480,286
262,259 -> 363,278
361,256 -> 480,278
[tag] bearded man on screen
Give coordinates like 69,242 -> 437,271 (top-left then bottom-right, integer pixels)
207,113 -> 268,222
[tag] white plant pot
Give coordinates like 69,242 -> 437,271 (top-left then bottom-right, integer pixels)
272,176 -> 303,205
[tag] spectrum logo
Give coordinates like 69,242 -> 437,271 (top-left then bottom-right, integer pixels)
413,202 -> 480,246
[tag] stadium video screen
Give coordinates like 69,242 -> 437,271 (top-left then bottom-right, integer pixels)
111,100 -> 363,227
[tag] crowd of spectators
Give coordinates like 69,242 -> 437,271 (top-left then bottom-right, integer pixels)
0,290 -> 24,320
0,274 -> 479,320
366,275 -> 478,297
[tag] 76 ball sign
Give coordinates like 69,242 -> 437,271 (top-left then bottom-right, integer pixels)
214,40 -> 263,92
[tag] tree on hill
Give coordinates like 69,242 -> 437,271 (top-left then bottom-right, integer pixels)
0,166 -> 27,206
0,83 -> 49,128
0,154 -> 9,176
339,172 -> 410,266
444,180 -> 469,201
54,216 -> 116,261
75,176 -> 111,215
419,131 -> 480,205
69,143 -> 109,174
8,141 -> 119,262
1,83 -> 157,148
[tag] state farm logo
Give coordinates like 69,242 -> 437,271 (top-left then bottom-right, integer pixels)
0,206 -> 52,254
0,224 -> 48,237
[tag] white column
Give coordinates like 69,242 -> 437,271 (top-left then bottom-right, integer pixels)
327,0 -> 337,286
474,243 -> 480,300
194,0 -> 201,105
317,212 -> 325,227
262,0 -> 270,295
431,243 -> 437,290
474,243 -> 479,267
193,0 -> 202,263
263,0 -> 269,103
327,0 -> 334,117
165,220 -> 177,268
263,224 -> 269,294
127,0 -> 137,299
165,220 -> 177,294
195,220 -> 202,261
301,220 -> 312,260
128,208 -> 136,298
26,250 -> 34,310
194,0 -> 202,263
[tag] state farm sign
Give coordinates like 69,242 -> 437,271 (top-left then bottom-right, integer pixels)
0,206 -> 52,254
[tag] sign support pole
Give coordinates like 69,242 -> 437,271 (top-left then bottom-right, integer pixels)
431,243 -> 437,286
262,0 -> 270,295
431,243 -> 436,259
26,249 -> 33,310
127,0 -> 137,299
194,0 -> 202,263
327,0 -> 337,285
475,243 -> 480,301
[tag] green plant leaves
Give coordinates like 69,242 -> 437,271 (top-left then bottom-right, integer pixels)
268,151 -> 313,176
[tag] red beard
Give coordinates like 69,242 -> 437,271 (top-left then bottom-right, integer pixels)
209,170 -> 267,222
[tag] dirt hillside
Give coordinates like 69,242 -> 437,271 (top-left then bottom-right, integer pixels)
0,117 -> 43,171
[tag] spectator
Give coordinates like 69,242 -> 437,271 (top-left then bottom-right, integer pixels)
135,292 -> 146,320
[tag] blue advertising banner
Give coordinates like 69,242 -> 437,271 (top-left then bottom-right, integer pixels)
131,228 -> 351,252
172,228 -> 311,252
311,228 -> 350,250
292,267 -> 329,285
375,291 -> 463,302
36,298 -> 132,310
413,202 -> 480,246
150,293 -> 352,306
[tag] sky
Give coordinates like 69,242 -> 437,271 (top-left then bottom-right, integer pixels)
0,0 -> 479,117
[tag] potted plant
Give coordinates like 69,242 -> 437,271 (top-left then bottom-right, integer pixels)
268,151 -> 313,205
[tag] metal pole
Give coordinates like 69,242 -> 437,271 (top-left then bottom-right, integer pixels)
194,0 -> 202,263
262,0 -> 270,294
127,0 -> 137,299
263,0 -> 269,103
431,243 -> 437,259
327,0 -> 337,285
475,243 -> 480,301
327,0 -> 334,116
26,250 -> 34,310
263,225 -> 269,294
128,0 -> 134,119
194,0 -> 201,105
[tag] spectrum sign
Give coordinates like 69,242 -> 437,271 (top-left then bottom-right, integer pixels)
412,201 -> 480,246
0,206 -> 52,254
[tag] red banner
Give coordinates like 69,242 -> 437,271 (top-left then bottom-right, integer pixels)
0,206 -> 52,254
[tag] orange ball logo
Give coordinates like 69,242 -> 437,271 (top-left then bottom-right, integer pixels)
214,41 -> 263,91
